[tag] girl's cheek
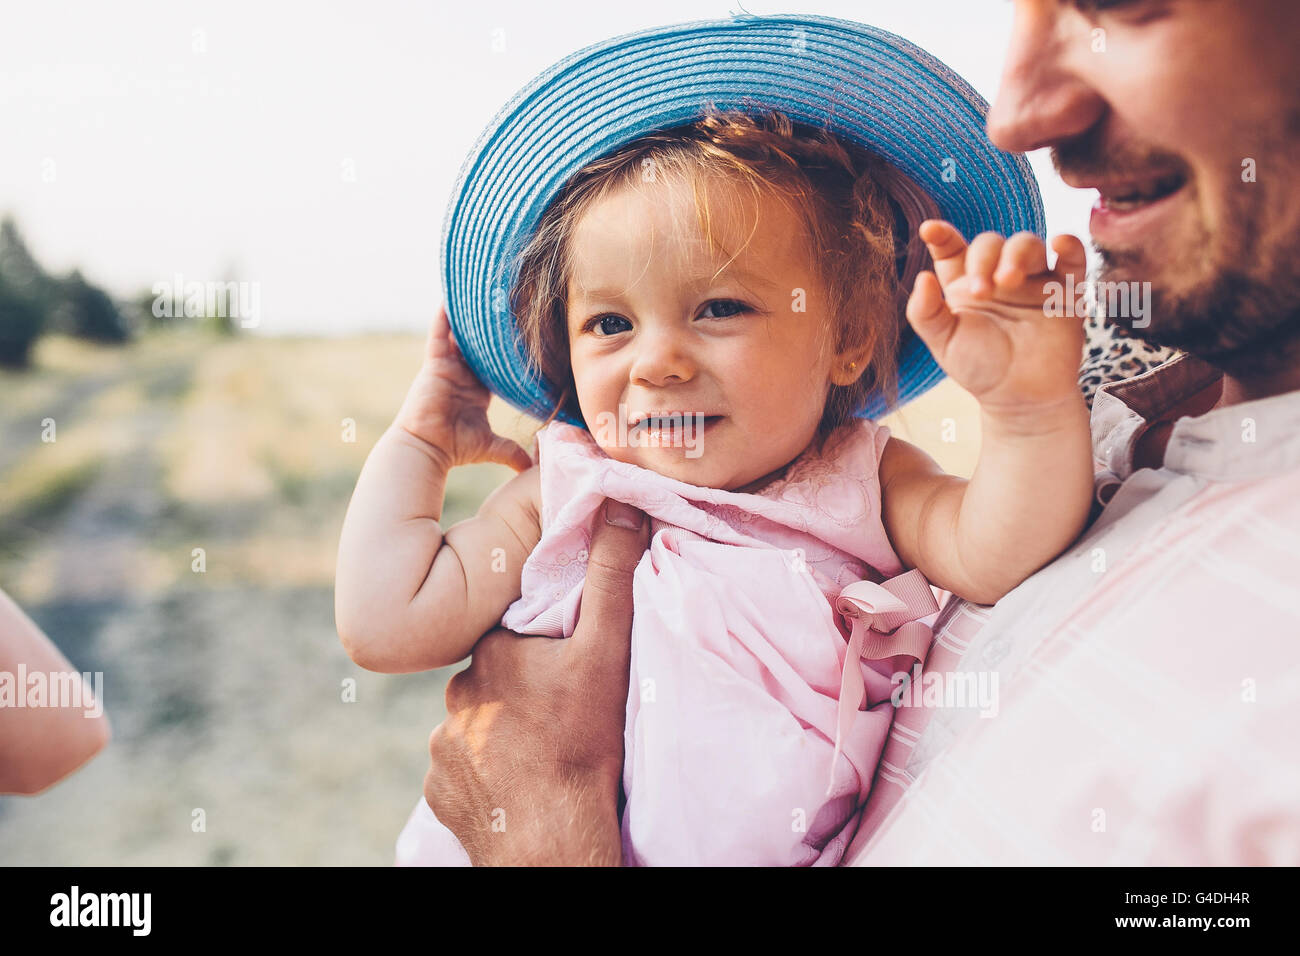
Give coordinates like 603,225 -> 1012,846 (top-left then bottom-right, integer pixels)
571,360 -> 619,419
737,333 -> 812,381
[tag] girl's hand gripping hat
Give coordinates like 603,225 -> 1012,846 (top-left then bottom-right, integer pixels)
441,13 -> 1045,424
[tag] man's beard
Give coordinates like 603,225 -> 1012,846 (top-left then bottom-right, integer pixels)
1100,242 -> 1300,380
1055,123 -> 1300,380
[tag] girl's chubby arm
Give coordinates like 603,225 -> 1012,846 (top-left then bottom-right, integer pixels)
880,222 -> 1094,606
335,306 -> 537,673
0,587 -> 111,795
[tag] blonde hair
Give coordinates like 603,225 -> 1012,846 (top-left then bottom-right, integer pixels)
510,108 -> 936,442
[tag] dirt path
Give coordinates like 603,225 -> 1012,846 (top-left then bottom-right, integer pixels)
0,336 -> 458,864
47,365 -> 191,599
0,369 -> 124,479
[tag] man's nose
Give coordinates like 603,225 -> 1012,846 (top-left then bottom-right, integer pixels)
985,2 -> 1106,153
629,325 -> 694,387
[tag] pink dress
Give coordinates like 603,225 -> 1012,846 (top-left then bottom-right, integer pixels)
396,418 -> 936,866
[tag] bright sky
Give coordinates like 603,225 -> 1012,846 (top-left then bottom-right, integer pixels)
0,0 -> 1093,336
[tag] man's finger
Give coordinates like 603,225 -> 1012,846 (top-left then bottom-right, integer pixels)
570,499 -> 648,656
457,626 -> 516,683
443,665 -> 473,715
424,726 -> 456,818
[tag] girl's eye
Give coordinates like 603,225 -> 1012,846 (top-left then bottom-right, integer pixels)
1075,0 -> 1164,17
699,299 -> 748,320
584,314 -> 632,336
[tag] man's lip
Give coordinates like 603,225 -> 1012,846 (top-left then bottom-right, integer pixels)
1088,185 -> 1186,248
1060,168 -> 1187,199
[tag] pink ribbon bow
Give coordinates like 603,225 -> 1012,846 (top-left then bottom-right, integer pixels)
828,568 -> 940,795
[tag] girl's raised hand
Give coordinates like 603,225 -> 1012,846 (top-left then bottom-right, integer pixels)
392,304 -> 533,472
905,220 -> 1088,416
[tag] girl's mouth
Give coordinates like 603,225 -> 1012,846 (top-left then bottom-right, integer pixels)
631,414 -> 724,445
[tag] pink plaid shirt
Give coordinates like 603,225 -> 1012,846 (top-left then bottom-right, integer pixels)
845,354 -> 1300,865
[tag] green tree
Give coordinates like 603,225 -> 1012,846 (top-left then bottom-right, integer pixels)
0,217 -> 52,367
54,270 -> 129,343
0,272 -> 45,367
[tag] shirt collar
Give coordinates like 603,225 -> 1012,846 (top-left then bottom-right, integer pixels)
1091,352 -> 1300,481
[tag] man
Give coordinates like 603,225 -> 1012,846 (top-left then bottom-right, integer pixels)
424,0 -> 1300,864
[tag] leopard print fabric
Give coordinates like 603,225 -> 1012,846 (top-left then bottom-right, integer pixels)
1077,312 -> 1180,409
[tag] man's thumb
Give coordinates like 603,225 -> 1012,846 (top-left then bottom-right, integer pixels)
571,499 -> 649,648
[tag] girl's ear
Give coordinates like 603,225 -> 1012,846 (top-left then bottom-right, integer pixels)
828,346 -> 872,387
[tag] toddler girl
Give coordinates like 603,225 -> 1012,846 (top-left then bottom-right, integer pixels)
335,110 -> 1092,865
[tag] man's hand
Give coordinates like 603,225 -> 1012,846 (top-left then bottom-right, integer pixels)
423,498 -> 649,865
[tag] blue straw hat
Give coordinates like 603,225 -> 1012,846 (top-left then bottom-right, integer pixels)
442,12 -> 1044,424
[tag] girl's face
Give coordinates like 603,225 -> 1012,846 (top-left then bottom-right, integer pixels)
566,173 -> 862,492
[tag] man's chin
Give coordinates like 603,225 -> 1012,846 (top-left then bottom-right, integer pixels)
1092,255 -> 1181,348
1103,262 -> 1300,378
1096,242 -> 1193,292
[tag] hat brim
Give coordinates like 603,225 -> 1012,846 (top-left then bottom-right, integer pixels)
442,13 -> 1044,423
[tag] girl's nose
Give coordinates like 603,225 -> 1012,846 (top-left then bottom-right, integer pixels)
628,325 -> 695,387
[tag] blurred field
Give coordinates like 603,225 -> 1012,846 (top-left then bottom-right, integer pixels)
0,330 -> 977,865
0,331 -> 530,865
